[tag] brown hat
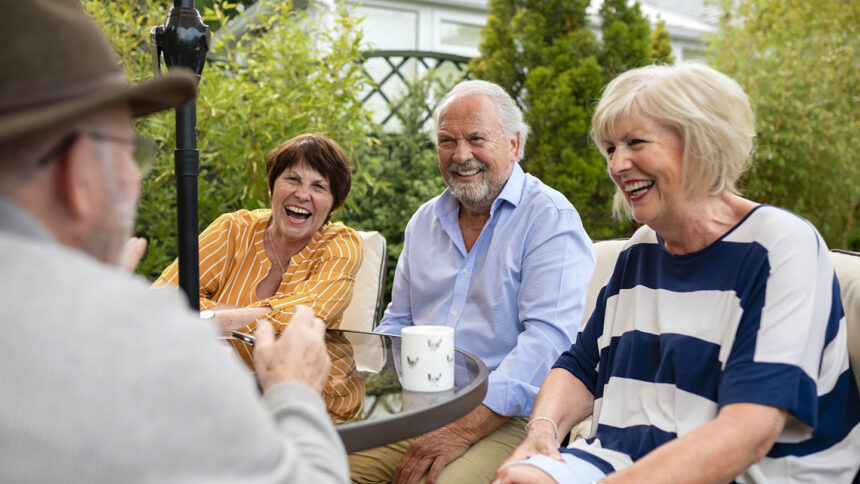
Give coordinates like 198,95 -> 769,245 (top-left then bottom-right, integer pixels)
0,0 -> 197,145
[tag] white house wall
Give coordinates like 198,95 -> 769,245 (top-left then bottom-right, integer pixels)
353,0 -> 487,57
348,0 -> 716,61
316,0 -> 717,128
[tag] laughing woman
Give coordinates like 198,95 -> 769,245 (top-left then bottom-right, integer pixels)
493,63 -> 860,483
154,133 -> 364,423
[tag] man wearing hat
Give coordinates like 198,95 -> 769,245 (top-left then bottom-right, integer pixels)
0,1 -> 348,482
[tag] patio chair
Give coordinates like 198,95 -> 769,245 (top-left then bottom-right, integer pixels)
340,230 -> 388,372
831,249 -> 860,394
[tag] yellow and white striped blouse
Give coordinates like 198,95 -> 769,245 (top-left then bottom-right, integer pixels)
154,208 -> 365,422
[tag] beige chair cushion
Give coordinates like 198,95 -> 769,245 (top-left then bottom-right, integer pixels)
572,240 -> 625,439
581,240 -> 627,328
340,230 -> 387,332
340,230 -> 387,373
831,250 -> 860,394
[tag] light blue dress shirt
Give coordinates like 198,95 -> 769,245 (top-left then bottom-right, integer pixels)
376,163 -> 595,417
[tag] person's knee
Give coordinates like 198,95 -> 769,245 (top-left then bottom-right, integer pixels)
433,420 -> 528,484
432,455 -> 496,484
349,440 -> 412,484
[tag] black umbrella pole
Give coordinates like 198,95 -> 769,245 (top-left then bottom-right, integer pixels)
175,103 -> 200,310
150,0 -> 209,310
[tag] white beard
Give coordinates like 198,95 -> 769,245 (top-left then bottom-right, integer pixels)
444,161 -> 507,212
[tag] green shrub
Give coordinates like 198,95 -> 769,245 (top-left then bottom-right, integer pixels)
707,0 -> 860,248
847,228 -> 860,252
469,0 -> 663,240
85,0 -> 374,279
650,17 -> 675,64
598,0 -> 652,77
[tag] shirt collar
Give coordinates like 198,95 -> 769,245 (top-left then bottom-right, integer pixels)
0,196 -> 54,242
492,162 -> 525,213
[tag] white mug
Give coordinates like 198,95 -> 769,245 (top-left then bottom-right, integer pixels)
400,325 -> 455,392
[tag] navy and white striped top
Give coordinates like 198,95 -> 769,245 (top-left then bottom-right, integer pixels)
555,205 -> 860,482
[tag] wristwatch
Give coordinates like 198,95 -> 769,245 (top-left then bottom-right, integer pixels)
200,309 -> 215,320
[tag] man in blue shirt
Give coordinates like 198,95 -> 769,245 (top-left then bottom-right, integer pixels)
350,80 -> 595,483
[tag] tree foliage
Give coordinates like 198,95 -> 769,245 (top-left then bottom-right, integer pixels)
599,0 -> 652,77
85,0 -> 374,279
707,0 -> 860,248
650,17 -> 675,64
469,0 -> 662,239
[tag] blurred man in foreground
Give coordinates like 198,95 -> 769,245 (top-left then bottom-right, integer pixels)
0,1 -> 348,482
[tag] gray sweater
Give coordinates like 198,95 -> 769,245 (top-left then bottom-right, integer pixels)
0,198 -> 348,483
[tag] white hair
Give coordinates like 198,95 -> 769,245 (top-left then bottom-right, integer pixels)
432,80 -> 529,160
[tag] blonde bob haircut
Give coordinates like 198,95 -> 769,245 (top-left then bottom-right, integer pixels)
590,62 -> 755,219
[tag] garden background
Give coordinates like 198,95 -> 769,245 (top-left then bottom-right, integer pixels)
87,0 -> 860,302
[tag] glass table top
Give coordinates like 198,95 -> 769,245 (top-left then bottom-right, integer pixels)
329,329 -> 488,453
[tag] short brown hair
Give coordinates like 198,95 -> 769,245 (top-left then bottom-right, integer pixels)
266,133 -> 352,212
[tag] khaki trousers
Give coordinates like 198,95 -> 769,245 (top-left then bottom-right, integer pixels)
349,417 -> 528,484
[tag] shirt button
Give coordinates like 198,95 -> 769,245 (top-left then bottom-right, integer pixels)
461,269 -> 468,275
451,310 -> 458,316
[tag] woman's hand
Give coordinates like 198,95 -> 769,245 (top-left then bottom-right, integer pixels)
211,307 -> 270,335
491,418 -> 564,484
209,304 -> 239,310
492,463 -> 556,484
502,421 -> 563,469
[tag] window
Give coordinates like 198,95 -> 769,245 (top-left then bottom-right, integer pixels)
440,20 -> 482,49
355,5 -> 418,50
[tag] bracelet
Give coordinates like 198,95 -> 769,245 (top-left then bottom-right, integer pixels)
526,416 -> 560,447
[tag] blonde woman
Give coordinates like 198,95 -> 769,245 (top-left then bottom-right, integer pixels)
494,63 -> 860,483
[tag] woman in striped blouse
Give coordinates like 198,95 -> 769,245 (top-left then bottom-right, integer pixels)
154,133 -> 365,423
494,63 -> 859,482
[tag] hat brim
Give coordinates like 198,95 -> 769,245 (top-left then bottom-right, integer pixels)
0,68 -> 197,145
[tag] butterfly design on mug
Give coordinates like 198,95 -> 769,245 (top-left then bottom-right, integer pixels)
427,373 -> 442,385
447,354 -> 453,364
406,356 -> 419,367
427,338 -> 442,351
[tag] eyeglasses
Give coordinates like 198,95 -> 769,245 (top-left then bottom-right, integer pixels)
37,132 -> 157,176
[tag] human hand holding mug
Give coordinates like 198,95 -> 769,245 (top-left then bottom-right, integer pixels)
254,305 -> 330,393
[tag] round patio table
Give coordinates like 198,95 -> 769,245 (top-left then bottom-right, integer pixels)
329,329 -> 488,453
